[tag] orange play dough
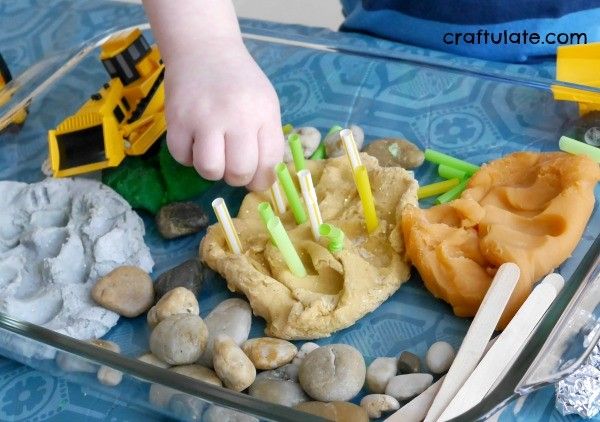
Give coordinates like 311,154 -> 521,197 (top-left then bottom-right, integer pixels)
402,152 -> 600,327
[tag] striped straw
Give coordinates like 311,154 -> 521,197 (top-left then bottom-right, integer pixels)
297,169 -> 323,240
211,197 -> 242,254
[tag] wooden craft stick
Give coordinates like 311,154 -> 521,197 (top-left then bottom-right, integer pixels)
424,262 -> 520,422
439,273 -> 564,421
385,338 -> 498,422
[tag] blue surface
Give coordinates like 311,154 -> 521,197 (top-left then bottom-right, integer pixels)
0,1 -> 598,421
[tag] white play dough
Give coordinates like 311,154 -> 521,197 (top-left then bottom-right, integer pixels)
0,178 -> 153,357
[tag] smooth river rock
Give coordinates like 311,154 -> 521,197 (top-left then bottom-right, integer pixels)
150,314 -> 208,365
242,337 -> 297,370
363,138 -> 425,169
385,373 -> 434,401
294,401 -> 368,422
91,266 -> 154,317
324,124 -> 364,158
426,341 -> 456,374
249,363 -> 308,407
298,344 -> 366,402
366,357 -> 397,393
154,259 -> 204,300
397,350 -> 421,374
147,287 -> 199,329
292,342 -> 320,366
198,298 -> 252,367
155,202 -> 208,239
213,335 -> 256,392
360,394 -> 400,419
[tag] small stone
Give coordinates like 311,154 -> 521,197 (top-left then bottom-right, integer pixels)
385,373 -> 433,401
397,351 -> 421,374
97,365 -> 123,386
91,266 -> 154,317
169,394 -> 207,421
294,401 -> 368,422
147,287 -> 199,329
283,127 -> 322,161
249,363 -> 309,407
426,341 -> 456,374
324,124 -> 364,158
298,344 -> 366,402
137,352 -> 171,369
364,139 -> 425,169
155,202 -> 209,239
55,352 -> 97,373
198,298 -> 252,367
203,405 -> 259,422
213,335 -> 256,392
366,357 -> 397,393
154,259 -> 205,300
242,337 -> 298,370
360,394 -> 400,419
150,314 -> 208,365
292,342 -> 320,365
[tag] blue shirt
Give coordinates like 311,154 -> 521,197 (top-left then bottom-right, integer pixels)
340,0 -> 600,62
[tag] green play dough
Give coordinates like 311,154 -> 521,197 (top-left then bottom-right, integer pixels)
102,136 -> 213,214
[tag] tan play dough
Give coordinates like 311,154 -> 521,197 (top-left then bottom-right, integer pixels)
201,154 -> 418,339
402,151 -> 600,328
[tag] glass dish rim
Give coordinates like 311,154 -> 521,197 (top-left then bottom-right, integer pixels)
0,22 -> 598,422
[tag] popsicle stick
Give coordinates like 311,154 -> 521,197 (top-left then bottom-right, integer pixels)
424,262 -> 520,422
211,198 -> 242,255
439,273 -> 564,421
385,338 -> 499,422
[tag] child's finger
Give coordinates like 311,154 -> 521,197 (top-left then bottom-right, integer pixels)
224,128 -> 258,187
192,131 -> 225,180
247,122 -> 284,191
166,127 -> 193,166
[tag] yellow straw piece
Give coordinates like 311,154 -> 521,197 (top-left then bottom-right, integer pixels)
417,178 -> 460,199
297,169 -> 323,241
340,128 -> 362,171
354,165 -> 379,233
211,197 -> 242,254
269,179 -> 287,215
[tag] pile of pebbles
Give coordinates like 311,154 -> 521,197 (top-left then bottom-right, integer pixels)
64,257 -> 456,421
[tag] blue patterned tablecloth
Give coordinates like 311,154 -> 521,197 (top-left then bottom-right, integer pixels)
0,1 -> 598,421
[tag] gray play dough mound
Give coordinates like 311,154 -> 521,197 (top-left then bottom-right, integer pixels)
0,178 -> 153,358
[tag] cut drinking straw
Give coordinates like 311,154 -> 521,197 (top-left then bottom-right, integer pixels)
269,179 -> 287,215
266,216 -> 307,277
319,223 -> 344,252
424,149 -> 480,175
439,273 -> 564,421
211,197 -> 242,255
275,162 -> 307,225
418,178 -> 460,199
340,128 -> 362,171
354,165 -> 379,233
435,178 -> 469,204
288,133 -> 306,171
282,123 -> 294,136
297,169 -> 323,240
424,262 -> 520,422
310,142 -> 326,160
438,164 -> 467,180
326,124 -> 343,137
559,135 -> 600,163
258,202 -> 275,226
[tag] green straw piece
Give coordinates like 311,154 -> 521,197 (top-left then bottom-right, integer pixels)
258,202 -> 275,226
288,133 -> 306,171
425,149 -> 480,175
559,136 -> 600,163
275,162 -> 307,224
310,142 -> 327,160
319,223 -> 344,253
267,216 -> 307,277
435,178 -> 470,204
282,123 -> 294,136
438,164 -> 467,180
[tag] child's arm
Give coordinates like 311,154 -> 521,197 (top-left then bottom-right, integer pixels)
142,0 -> 284,191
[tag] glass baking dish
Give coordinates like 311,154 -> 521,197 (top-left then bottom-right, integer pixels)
0,10 -> 599,422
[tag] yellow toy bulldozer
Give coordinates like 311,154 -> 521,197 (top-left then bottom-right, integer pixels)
48,29 -> 166,177
0,52 -> 28,132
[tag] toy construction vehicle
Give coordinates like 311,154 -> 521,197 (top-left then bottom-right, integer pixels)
48,29 -> 166,177
0,52 -> 28,132
553,42 -> 600,147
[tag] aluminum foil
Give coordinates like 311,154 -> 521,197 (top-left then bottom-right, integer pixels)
555,328 -> 600,418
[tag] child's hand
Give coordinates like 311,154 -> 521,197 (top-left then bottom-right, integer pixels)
164,38 -> 284,191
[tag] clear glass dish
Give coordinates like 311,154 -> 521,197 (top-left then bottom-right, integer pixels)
0,8 -> 599,422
